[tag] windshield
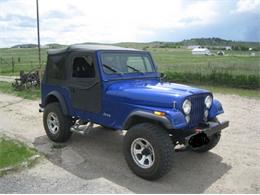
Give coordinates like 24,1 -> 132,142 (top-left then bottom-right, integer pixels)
101,52 -> 155,75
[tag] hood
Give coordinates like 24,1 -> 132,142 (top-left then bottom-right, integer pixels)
106,79 -> 209,108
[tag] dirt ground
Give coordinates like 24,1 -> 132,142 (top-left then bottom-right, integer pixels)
0,92 -> 259,193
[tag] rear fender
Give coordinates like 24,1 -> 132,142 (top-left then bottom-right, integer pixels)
44,91 -> 68,115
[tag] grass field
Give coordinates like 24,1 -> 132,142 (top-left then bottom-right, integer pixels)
0,47 -> 259,75
151,48 -> 260,75
0,46 -> 259,88
0,48 -> 47,74
0,137 -> 37,170
0,81 -> 40,100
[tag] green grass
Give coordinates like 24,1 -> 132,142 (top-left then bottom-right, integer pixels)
0,81 -> 40,100
0,48 -> 47,75
150,48 -> 260,75
0,137 -> 37,169
165,71 -> 259,89
0,47 -> 259,75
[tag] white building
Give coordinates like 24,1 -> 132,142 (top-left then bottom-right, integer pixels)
187,45 -> 201,49
192,48 -> 211,55
225,46 -> 232,50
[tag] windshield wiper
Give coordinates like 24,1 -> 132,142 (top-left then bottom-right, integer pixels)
103,64 -> 123,75
127,65 -> 144,74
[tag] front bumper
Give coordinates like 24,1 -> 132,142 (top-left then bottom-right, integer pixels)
186,120 -> 229,141
175,120 -> 229,152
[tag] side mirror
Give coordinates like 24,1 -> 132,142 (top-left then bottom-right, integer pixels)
160,72 -> 166,80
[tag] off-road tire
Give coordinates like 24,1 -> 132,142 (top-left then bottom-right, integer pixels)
192,118 -> 221,153
43,102 -> 73,142
123,123 -> 174,180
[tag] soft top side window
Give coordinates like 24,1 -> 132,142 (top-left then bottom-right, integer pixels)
72,55 -> 95,78
47,54 -> 66,80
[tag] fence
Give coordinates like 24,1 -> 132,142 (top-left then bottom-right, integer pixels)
0,57 -> 45,74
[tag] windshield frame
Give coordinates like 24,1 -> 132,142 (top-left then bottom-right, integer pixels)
98,51 -> 158,80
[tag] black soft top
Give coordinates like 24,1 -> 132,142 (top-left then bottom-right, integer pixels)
47,44 -> 142,55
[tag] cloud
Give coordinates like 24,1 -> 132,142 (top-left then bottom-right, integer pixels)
0,14 -> 36,28
0,0 -> 259,47
44,11 -> 71,19
235,0 -> 260,13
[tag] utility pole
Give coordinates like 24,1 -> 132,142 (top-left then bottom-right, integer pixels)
36,0 -> 41,69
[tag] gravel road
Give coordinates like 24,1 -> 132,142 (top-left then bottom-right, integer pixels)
0,92 -> 259,193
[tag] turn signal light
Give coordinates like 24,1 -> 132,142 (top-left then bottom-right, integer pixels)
153,111 -> 165,117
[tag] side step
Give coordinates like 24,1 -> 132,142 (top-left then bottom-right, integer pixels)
70,121 -> 94,135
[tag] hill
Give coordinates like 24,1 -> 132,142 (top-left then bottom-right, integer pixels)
180,37 -> 259,47
117,38 -> 260,50
11,44 -> 38,48
9,37 -> 260,51
44,43 -> 67,49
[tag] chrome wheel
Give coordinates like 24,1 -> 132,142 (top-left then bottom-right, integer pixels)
47,112 -> 60,134
131,138 -> 155,169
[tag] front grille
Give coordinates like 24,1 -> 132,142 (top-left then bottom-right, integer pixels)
188,94 -> 207,128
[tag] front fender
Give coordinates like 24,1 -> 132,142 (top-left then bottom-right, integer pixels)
123,109 -> 187,130
209,99 -> 224,119
123,111 -> 172,130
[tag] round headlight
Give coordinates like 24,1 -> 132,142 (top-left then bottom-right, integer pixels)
205,95 -> 213,108
182,99 -> 191,115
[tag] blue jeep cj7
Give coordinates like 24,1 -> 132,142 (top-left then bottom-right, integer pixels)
40,44 -> 229,180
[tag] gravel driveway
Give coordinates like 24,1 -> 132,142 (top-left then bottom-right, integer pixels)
0,92 -> 259,193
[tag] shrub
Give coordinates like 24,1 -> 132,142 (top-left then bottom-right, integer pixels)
165,71 -> 260,89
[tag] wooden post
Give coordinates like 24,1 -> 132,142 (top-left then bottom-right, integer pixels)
36,0 -> 42,83
12,57 -> 14,73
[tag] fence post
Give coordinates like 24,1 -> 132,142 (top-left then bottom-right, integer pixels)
12,57 -> 14,73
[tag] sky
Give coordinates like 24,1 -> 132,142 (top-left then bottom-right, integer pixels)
0,0 -> 260,47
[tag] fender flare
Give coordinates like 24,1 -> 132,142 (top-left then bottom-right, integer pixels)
44,91 -> 68,115
209,99 -> 224,119
123,111 -> 172,130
